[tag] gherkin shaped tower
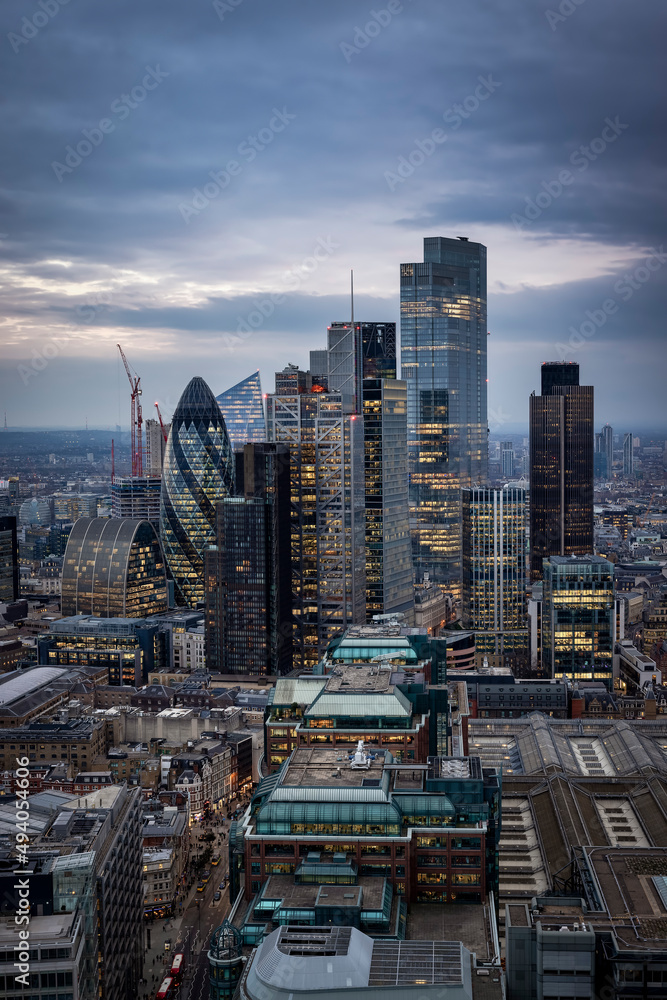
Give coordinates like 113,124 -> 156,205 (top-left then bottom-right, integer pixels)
160,376 -> 235,606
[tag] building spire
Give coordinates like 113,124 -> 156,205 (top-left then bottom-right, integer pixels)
350,269 -> 354,328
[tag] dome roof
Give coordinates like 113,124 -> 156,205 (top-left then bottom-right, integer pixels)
209,918 -> 242,962
173,376 -> 223,422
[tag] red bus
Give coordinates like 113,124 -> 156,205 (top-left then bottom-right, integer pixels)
156,976 -> 174,1000
170,953 -> 185,981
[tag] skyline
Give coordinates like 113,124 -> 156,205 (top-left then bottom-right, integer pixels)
1,0 -> 665,430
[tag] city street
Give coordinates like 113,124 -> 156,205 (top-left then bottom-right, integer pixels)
139,803 -> 247,1000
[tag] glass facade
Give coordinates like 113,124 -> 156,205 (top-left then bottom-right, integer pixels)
400,237 -> 487,595
61,517 -> 168,618
529,362 -> 594,579
216,371 -> 266,450
160,376 -> 235,606
542,555 -> 614,688
363,379 -> 415,622
462,487 -> 527,652
266,391 -> 366,668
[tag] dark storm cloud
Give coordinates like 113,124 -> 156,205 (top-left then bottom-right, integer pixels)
0,0 -> 665,427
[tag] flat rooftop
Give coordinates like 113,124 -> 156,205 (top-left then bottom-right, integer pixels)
324,664 -> 394,693
407,904 -> 496,963
283,747 -> 387,789
588,846 -> 667,950
261,874 -> 385,911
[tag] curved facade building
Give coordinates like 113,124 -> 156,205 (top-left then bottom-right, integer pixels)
19,498 -> 52,526
61,517 -> 168,618
160,376 -> 235,606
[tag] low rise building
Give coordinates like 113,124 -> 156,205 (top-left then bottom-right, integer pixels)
231,745 -> 500,911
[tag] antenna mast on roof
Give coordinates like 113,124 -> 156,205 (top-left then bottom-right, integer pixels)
350,269 -> 354,328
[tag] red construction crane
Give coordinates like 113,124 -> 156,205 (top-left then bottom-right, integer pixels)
154,402 -> 168,443
117,344 -> 143,476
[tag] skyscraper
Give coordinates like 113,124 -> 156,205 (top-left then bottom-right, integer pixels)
623,432 -> 634,477
111,475 -> 162,524
462,486 -> 527,655
363,379 -> 415,622
529,362 -> 594,579
400,236 -> 488,593
599,423 -> 614,480
205,442 -> 293,676
145,417 -> 170,474
160,376 -> 235,606
311,317 -> 414,623
542,554 -> 615,688
216,371 -> 267,450
266,386 -> 365,668
501,441 -> 514,480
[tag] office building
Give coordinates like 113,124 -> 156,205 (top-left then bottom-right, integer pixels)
0,515 -> 19,602
363,379 -> 415,622
19,496 -> 52,525
160,376 -> 235,606
400,236 -> 488,594
623,431 -> 634,476
236,922 -> 503,1000
206,442 -> 293,676
264,664 -> 433,773
313,321 -> 398,410
52,492 -> 102,522
0,716 -> 106,770
598,422 -> 613,479
309,319 -> 413,622
541,555 -> 615,687
266,387 -> 365,668
462,487 -> 527,655
506,849 -> 667,1000
111,474 -> 162,523
216,370 -> 267,450
501,441 -> 514,479
61,516 -> 168,618
145,416 -> 170,474
232,746 -> 500,909
529,362 -> 594,579
275,363 -> 311,395
39,615 -> 166,686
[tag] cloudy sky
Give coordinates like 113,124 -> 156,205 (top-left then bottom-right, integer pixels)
0,0 -> 664,432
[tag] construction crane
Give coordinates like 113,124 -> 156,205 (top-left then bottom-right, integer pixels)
117,344 -> 143,477
154,402 -> 168,444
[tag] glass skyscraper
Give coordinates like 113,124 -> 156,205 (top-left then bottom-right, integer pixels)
216,371 -> 266,450
0,515 -> 19,602
400,236 -> 487,594
160,376 -> 235,606
61,517 -> 168,618
205,442 -> 293,676
266,388 -> 366,668
462,486 -> 527,655
542,554 -> 615,688
529,362 -> 594,579
363,379 -> 415,622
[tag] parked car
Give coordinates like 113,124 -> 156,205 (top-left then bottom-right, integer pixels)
214,891 -> 221,901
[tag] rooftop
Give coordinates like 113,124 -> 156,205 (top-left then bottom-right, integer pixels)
283,746 -> 389,790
